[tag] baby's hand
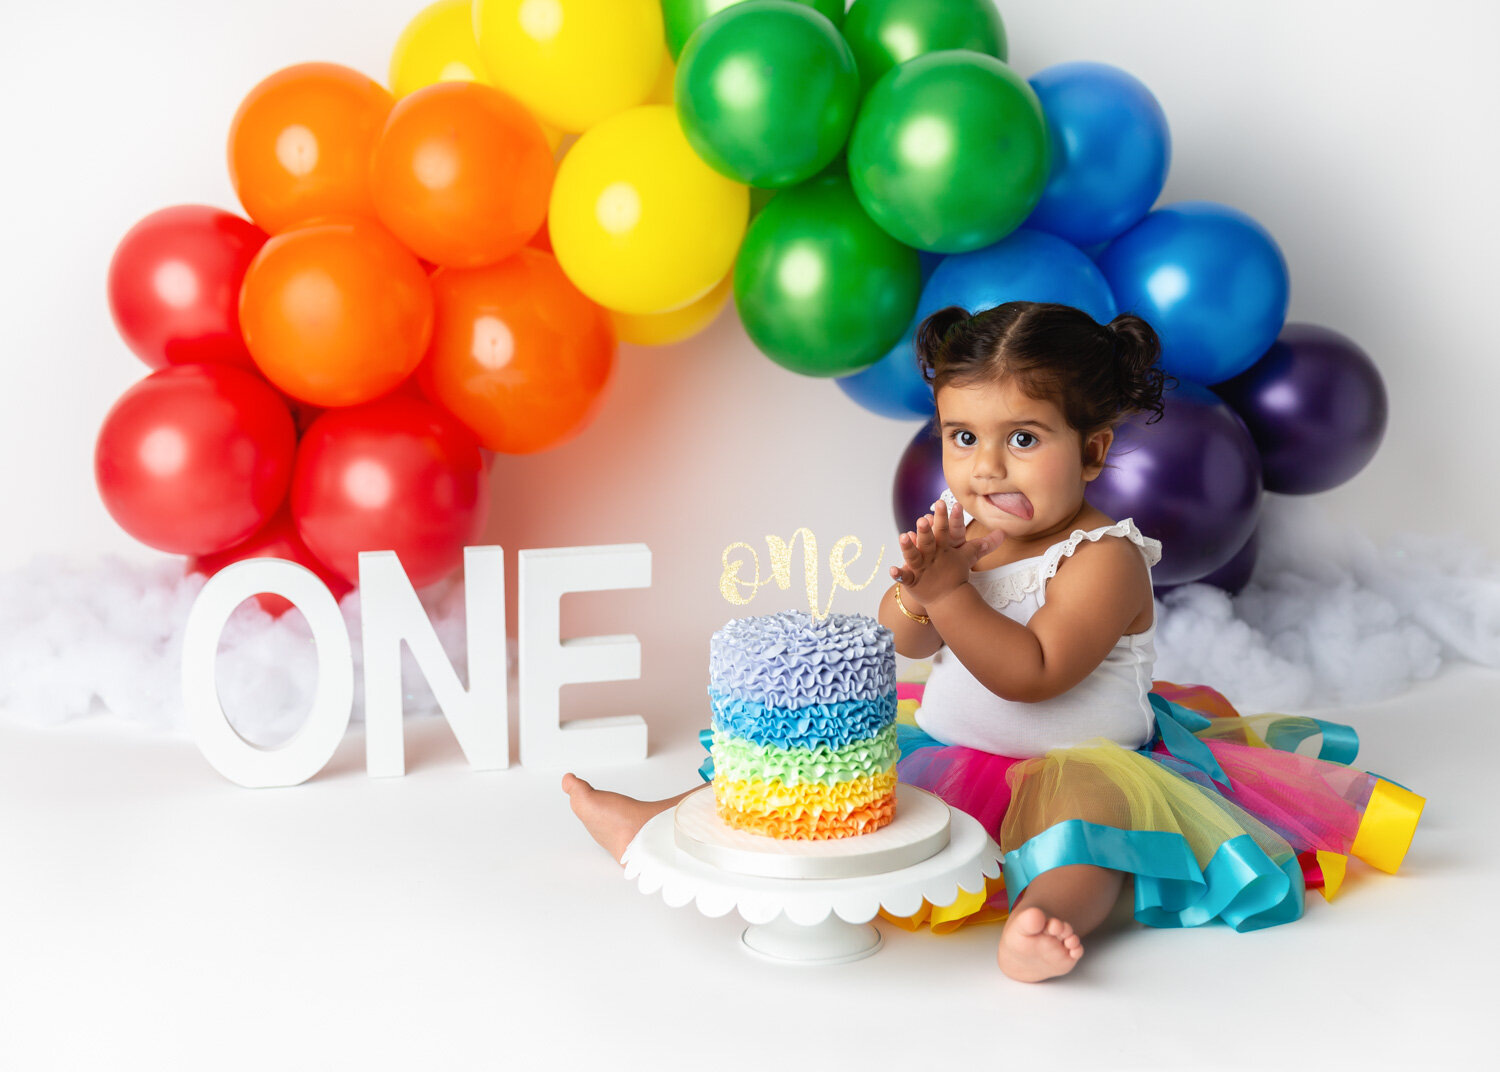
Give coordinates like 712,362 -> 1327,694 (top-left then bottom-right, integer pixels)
889,500 -> 950,587
890,500 -> 1005,607
889,518 -> 933,588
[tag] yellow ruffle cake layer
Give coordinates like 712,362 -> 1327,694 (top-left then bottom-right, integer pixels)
714,771 -> 897,815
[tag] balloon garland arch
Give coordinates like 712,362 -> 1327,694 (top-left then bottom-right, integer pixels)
96,0 -> 1387,602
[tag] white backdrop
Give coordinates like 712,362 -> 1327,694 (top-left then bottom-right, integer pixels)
1,5 -> 1495,1067
3,0 -> 1496,739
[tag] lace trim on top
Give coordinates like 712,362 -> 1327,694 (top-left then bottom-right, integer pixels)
1040,519 -> 1162,583
968,519 -> 1162,609
970,560 -> 1044,608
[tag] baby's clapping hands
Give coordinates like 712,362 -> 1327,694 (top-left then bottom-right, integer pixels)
890,499 -> 1006,614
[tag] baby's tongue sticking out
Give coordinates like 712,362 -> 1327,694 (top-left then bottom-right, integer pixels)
987,493 -> 1034,520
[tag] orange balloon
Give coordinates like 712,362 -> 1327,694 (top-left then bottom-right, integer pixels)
240,219 -> 434,407
370,81 -> 554,268
228,63 -> 395,234
419,250 -> 615,454
527,217 -> 553,253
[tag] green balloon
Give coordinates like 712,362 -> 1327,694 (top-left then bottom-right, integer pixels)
749,185 -> 779,220
662,0 -> 846,61
734,175 -> 922,376
843,0 -> 1008,94
848,50 -> 1049,253
676,2 -> 859,188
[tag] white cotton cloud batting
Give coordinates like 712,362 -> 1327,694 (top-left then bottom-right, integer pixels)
0,558 -> 473,744
1153,496 -> 1497,711
1,498 -> 1497,738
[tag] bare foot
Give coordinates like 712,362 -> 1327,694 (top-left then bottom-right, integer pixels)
997,905 -> 1084,982
561,773 -> 674,864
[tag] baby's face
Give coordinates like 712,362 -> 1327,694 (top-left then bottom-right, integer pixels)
935,377 -> 1107,542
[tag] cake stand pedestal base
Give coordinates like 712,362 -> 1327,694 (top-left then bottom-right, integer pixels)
740,913 -> 883,965
622,786 -> 1004,966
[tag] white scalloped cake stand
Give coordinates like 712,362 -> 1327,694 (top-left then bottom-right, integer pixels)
621,785 -> 1004,965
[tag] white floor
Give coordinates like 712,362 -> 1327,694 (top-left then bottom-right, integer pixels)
2,663 -> 1491,1071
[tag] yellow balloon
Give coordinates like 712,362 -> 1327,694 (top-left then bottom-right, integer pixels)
610,270 -> 733,346
389,0 -> 487,98
390,0 -> 564,149
539,119 -> 565,153
646,56 -> 675,107
473,0 -> 666,133
550,105 -> 748,315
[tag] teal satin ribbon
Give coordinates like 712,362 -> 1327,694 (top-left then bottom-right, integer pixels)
895,723 -> 942,758
1263,715 -> 1360,765
1002,819 -> 1304,932
697,728 -> 715,782
1148,694 -> 1232,789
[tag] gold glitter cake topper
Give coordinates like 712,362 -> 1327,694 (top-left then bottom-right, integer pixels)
720,529 -> 885,620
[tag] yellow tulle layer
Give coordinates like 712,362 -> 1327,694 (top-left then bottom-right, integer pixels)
716,793 -> 897,840
1000,741 -> 1293,870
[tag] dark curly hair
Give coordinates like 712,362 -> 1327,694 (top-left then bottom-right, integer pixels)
915,302 -> 1169,437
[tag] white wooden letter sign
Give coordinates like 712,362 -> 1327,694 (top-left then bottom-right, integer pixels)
180,542 -> 652,787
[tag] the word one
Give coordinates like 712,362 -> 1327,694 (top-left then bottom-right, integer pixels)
183,544 -> 650,789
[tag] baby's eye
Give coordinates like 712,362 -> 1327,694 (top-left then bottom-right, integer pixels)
1008,430 -> 1039,449
953,430 -> 977,448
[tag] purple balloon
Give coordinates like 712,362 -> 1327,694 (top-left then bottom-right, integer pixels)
1155,526 -> 1258,597
1212,323 -> 1387,495
893,420 -> 945,531
1087,382 -> 1262,586
1197,524 -> 1259,594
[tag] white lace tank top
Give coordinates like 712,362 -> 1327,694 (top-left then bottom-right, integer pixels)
914,518 -> 1162,758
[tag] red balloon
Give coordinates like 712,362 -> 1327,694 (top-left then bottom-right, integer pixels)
95,364 -> 297,555
291,396 -> 489,589
190,508 -> 352,617
107,205 -> 268,369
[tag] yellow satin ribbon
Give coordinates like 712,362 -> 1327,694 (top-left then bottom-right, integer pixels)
1350,779 -> 1425,874
1314,850 -> 1348,901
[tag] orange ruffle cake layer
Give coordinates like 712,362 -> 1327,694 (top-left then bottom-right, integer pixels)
715,793 -> 897,840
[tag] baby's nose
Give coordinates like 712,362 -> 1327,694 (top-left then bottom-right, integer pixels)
972,444 -> 1006,476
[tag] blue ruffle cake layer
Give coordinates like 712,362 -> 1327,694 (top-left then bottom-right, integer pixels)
708,689 -> 897,751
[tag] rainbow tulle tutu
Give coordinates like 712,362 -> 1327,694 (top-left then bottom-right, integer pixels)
881,680 -> 1424,933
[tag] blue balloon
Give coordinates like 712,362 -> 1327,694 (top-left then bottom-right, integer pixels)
1098,201 -> 1289,385
1026,62 -> 1171,248
918,228 -> 1118,325
836,249 -> 945,420
915,248 -> 944,281
838,230 -> 1116,418
835,332 -> 935,419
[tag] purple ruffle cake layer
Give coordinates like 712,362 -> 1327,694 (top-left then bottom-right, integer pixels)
709,610 -> 896,710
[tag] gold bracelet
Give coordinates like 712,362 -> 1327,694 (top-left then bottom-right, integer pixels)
893,584 -> 931,625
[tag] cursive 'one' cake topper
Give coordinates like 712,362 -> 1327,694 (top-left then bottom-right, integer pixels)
720,529 -> 885,620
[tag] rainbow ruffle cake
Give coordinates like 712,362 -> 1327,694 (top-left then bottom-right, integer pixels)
707,611 -> 898,840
